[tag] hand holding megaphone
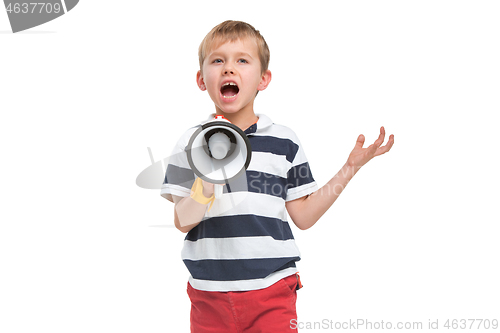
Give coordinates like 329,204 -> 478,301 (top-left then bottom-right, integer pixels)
199,178 -> 223,202
200,179 -> 216,197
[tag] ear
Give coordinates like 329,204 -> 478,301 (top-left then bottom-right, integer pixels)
257,70 -> 272,91
196,70 -> 206,91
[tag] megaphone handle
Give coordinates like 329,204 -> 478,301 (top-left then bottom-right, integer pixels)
214,184 -> 223,199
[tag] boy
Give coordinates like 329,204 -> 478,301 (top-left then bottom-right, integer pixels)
161,20 -> 394,332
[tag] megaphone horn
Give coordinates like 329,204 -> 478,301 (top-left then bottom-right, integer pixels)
186,117 -> 252,198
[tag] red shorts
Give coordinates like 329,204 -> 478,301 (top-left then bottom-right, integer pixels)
187,273 -> 302,332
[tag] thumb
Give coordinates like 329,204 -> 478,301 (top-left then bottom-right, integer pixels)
354,134 -> 365,149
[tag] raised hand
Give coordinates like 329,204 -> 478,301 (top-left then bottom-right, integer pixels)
347,126 -> 394,169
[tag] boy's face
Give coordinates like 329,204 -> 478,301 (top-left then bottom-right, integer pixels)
197,37 -> 271,116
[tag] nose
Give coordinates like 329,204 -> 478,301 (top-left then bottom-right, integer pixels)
223,64 -> 235,75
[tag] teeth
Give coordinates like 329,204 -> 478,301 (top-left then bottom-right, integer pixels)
221,82 -> 238,99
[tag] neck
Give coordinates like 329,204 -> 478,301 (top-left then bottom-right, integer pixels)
215,109 -> 258,132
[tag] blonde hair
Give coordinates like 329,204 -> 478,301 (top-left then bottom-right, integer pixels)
198,20 -> 270,74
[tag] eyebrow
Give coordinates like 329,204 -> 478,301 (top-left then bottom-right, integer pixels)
209,51 -> 254,59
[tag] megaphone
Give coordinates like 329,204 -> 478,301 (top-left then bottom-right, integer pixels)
186,115 -> 252,198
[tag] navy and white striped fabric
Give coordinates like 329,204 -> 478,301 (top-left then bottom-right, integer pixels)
161,114 -> 318,292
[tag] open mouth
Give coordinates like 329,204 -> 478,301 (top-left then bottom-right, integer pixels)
220,82 -> 239,99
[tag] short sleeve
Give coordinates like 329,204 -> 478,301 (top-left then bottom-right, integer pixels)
160,132 -> 197,203
285,132 -> 318,202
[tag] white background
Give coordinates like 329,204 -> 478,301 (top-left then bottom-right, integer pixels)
1,1 -> 499,332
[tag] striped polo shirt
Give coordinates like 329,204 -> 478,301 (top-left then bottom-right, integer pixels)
161,114 -> 318,292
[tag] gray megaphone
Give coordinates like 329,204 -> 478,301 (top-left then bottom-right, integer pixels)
186,115 -> 252,198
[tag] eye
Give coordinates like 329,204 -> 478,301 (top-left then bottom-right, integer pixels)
238,59 -> 248,64
213,59 -> 223,64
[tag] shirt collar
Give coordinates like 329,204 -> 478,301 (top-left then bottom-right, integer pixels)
202,113 -> 273,135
